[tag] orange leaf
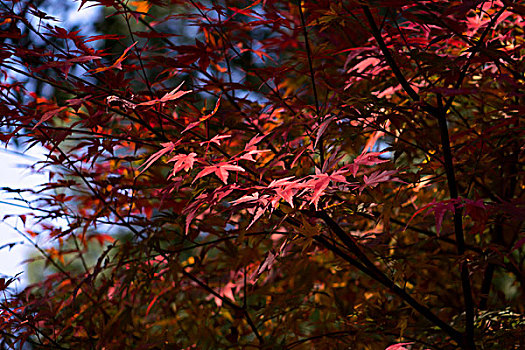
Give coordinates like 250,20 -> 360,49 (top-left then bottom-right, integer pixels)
138,82 -> 192,106
91,41 -> 137,74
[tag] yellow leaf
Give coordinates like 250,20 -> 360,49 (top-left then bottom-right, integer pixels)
301,216 -> 319,238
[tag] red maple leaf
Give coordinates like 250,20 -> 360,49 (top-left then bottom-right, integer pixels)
168,152 -> 197,178
305,171 -> 348,210
194,163 -> 245,184
359,170 -> 402,194
138,142 -> 176,175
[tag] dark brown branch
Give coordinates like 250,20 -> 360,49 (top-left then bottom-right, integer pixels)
359,5 -> 481,347
361,6 -> 420,102
298,1 -> 324,166
479,264 -> 495,310
274,205 -> 464,344
436,96 -> 475,350
313,212 -> 464,344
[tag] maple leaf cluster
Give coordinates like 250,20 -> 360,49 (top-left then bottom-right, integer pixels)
0,0 -> 524,349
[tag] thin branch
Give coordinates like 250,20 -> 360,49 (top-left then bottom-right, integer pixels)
2,222 -> 111,322
0,63 -> 168,142
298,1 -> 324,166
181,269 -> 264,345
435,96 -> 475,350
122,6 -> 154,95
442,4 -> 511,113
298,2 -> 320,115
36,127 -> 148,240
0,121 -> 159,147
285,330 -> 352,349
361,6 -> 420,102
0,302 -> 69,349
314,211 -> 464,344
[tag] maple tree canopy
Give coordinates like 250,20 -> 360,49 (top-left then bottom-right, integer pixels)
0,0 -> 523,349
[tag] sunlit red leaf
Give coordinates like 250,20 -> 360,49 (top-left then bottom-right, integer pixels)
168,152 -> 197,177
138,142 -> 176,175
194,163 -> 245,184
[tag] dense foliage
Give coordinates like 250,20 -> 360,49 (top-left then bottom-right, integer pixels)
0,0 -> 524,349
